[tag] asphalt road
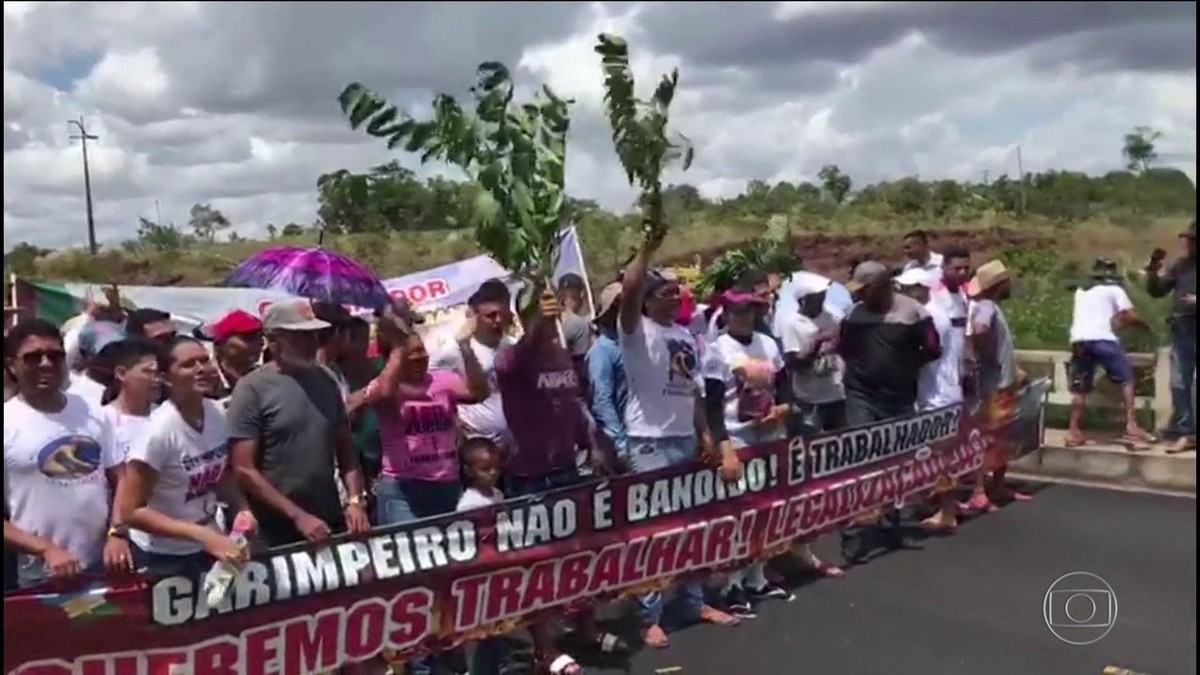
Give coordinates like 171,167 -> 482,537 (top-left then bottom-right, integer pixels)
564,484 -> 1197,675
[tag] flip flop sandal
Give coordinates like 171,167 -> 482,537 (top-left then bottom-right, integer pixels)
1063,436 -> 1096,448
698,606 -> 742,627
1166,439 -> 1197,455
1119,435 -> 1152,451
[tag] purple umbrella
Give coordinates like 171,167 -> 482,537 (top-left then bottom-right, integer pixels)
224,246 -> 390,310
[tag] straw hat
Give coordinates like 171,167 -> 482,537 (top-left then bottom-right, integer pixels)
965,260 -> 1010,298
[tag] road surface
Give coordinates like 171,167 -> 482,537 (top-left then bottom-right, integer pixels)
558,484 -> 1197,675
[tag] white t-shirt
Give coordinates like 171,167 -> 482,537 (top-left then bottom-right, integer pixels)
432,336 -> 514,443
778,310 -> 845,405
1069,284 -> 1133,344
918,300 -> 963,410
621,316 -> 702,439
102,405 -> 152,462
702,333 -> 784,436
126,400 -> 229,555
903,252 -> 945,276
67,372 -> 107,410
457,488 -> 504,512
3,394 -> 119,581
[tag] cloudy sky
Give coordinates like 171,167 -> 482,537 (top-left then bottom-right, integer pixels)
4,1 -> 1196,251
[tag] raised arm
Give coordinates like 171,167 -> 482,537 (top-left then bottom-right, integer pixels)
620,233 -> 665,336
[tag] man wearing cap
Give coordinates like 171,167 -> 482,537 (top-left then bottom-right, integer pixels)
778,273 -> 846,436
839,261 -> 940,558
67,321 -> 129,409
1147,220 -> 1197,453
197,310 -> 264,408
586,282 -> 629,459
1066,259 -> 1155,449
965,260 -> 1030,509
226,300 -> 370,548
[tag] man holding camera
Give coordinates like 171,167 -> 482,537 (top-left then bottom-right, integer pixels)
1147,221 -> 1197,454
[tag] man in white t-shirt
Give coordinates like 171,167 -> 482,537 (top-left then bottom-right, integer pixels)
778,273 -> 846,435
432,280 -> 513,449
4,319 -> 130,588
1066,260 -> 1155,448
902,230 -> 945,278
618,232 -> 740,645
897,268 -> 965,532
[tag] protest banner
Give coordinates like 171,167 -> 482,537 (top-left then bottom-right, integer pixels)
12,227 -> 589,334
3,387 -> 1044,675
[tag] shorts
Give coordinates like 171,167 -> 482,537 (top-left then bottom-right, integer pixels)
1069,340 -> 1133,394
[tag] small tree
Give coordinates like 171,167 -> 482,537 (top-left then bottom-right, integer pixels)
818,164 -> 852,205
188,203 -> 231,243
1122,126 -> 1161,174
594,34 -> 693,245
339,63 -> 573,302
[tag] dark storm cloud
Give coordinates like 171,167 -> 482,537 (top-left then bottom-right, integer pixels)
642,1 -> 1196,80
154,3 -> 588,119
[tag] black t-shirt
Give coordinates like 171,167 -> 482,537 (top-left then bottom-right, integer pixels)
226,365 -> 348,547
839,294 -> 940,411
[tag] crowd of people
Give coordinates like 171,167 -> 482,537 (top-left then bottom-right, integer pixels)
3,221 -> 1195,675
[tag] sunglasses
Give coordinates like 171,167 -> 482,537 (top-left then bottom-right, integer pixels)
18,349 -> 66,368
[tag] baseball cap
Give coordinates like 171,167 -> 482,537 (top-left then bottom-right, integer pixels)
846,261 -> 890,294
197,310 -> 263,342
78,321 -> 127,358
262,300 -> 330,333
894,268 -> 938,288
721,289 -> 769,307
644,269 -> 679,298
594,282 -> 622,322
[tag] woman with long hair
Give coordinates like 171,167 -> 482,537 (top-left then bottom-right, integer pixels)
114,336 -> 251,578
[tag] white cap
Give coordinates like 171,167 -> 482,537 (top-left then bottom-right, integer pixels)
894,268 -> 938,288
790,271 -> 833,298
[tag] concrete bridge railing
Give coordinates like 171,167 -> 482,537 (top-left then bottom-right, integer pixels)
1014,348 -> 1172,428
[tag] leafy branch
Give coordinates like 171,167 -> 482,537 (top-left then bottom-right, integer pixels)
339,63 -> 574,286
595,34 -> 693,243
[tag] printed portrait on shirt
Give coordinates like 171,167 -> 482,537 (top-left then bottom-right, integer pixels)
732,356 -> 777,422
665,337 -> 698,387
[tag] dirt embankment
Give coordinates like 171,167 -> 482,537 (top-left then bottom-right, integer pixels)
668,227 -> 1054,281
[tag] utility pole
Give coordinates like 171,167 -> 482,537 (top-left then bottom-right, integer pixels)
68,116 -> 99,255
1015,145 -> 1027,216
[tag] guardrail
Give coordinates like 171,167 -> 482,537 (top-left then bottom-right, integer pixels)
1014,348 -> 1172,427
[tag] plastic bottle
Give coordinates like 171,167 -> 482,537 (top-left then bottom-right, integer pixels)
202,520 -> 250,609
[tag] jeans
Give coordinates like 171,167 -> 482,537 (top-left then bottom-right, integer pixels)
842,392 -> 908,550
374,477 -> 462,526
374,477 -> 461,675
722,427 -> 782,593
627,435 -> 706,626
790,400 -> 848,438
1168,318 -> 1197,436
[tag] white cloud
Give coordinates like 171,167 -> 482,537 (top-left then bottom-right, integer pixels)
3,1 -> 1195,253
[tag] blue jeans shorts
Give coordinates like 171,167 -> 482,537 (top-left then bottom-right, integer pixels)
1069,340 -> 1134,394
